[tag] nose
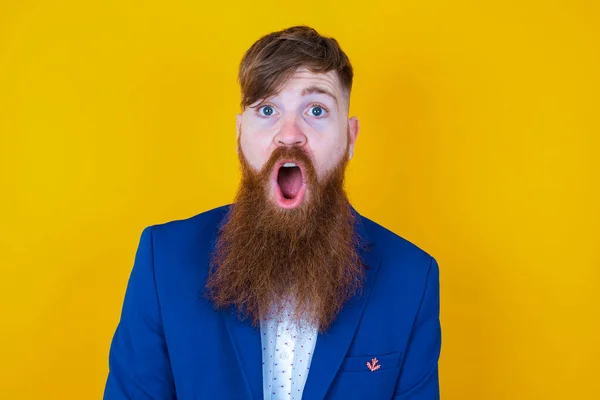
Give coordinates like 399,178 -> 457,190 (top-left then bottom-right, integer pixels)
273,115 -> 307,148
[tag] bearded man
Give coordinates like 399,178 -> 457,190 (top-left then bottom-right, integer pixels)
104,25 -> 441,400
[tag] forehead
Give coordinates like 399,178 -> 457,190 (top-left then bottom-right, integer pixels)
253,66 -> 347,111
281,66 -> 341,94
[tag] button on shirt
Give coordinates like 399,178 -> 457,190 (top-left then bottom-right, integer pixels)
260,310 -> 318,400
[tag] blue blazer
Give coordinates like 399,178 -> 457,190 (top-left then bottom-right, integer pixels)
104,205 -> 441,399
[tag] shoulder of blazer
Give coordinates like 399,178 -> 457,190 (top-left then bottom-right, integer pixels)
149,204 -> 231,242
358,213 -> 436,272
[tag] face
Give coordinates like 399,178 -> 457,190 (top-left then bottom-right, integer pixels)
205,67 -> 365,331
236,66 -> 359,209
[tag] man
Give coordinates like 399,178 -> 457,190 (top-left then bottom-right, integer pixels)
104,25 -> 441,400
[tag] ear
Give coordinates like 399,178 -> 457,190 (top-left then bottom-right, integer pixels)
347,116 -> 360,160
236,113 -> 242,139
236,114 -> 242,155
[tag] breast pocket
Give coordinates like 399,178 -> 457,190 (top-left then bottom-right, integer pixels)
327,352 -> 402,399
339,351 -> 402,372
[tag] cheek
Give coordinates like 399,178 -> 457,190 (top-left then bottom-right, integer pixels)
312,135 -> 347,177
240,129 -> 273,171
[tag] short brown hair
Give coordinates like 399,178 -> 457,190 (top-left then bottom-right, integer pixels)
238,25 -> 354,110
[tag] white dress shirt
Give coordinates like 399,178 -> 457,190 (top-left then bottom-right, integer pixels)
260,305 -> 318,400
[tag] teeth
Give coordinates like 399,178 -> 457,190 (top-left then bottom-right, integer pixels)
283,162 -> 297,167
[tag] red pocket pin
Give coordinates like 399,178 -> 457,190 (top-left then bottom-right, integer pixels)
366,357 -> 381,372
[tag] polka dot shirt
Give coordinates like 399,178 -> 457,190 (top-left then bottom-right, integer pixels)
259,307 -> 317,400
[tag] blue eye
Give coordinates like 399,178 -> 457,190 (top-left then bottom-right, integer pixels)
259,105 -> 275,116
309,105 -> 326,117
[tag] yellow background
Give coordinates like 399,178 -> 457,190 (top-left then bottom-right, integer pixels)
1,0 -> 598,398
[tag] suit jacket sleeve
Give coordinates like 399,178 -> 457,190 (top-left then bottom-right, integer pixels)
394,257 -> 441,399
104,227 -> 176,400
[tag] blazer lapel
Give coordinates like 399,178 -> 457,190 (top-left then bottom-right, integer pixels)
223,310 -> 263,399
302,207 -> 381,399
211,206 -> 263,399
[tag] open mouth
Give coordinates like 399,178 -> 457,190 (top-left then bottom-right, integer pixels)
274,161 -> 307,209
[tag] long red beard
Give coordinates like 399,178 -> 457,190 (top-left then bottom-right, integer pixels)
205,143 -> 366,332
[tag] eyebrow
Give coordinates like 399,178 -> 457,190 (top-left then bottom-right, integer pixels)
301,85 -> 339,108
